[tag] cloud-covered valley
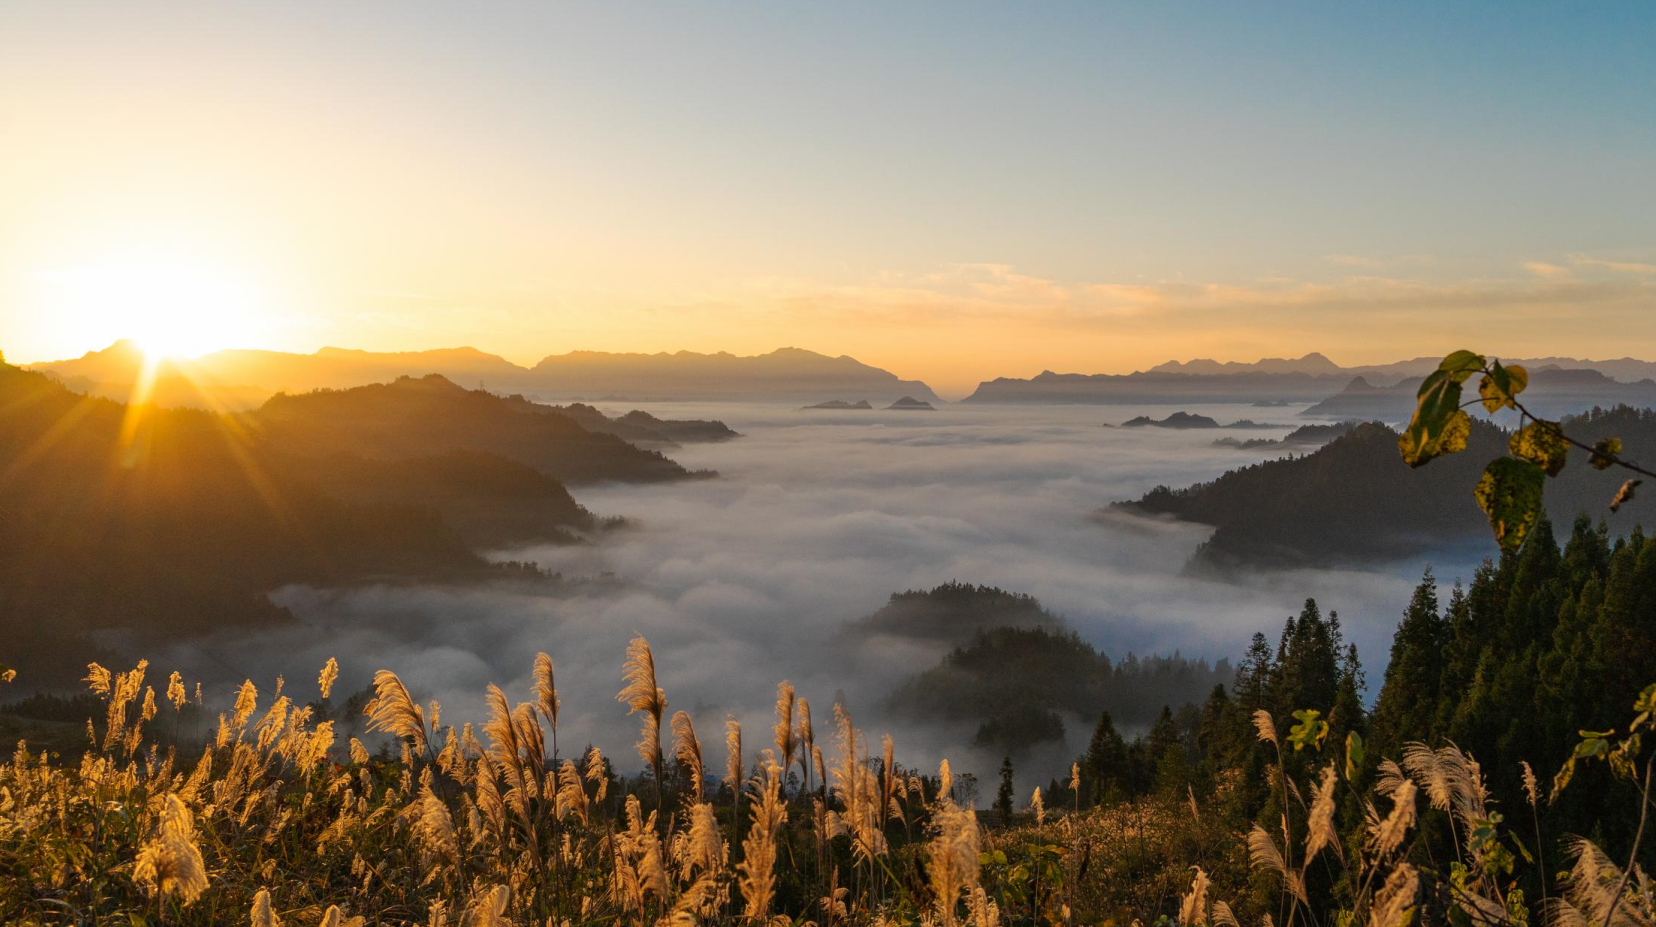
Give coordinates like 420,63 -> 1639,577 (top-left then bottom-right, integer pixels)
160,403 -> 1485,783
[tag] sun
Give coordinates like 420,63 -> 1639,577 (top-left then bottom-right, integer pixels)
37,253 -> 272,361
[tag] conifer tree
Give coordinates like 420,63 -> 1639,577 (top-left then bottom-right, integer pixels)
1080,710 -> 1128,806
995,756 -> 1015,824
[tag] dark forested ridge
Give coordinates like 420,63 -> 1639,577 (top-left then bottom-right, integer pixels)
246,375 -> 710,484
1119,406 -> 1656,568
842,581 -> 1063,645
0,363 -> 673,683
874,584 -> 1233,757
506,397 -> 739,447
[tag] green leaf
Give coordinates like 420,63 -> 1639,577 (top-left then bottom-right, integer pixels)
1398,352 -> 1484,468
1439,350 -> 1486,380
1478,361 -> 1529,413
1611,479 -> 1642,513
1590,437 -> 1623,471
1509,421 -> 1568,477
1474,457 -> 1546,552
1344,730 -> 1366,781
1288,709 -> 1330,753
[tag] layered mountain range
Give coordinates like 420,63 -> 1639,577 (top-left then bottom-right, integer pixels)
963,352 -> 1656,409
0,362 -> 718,681
31,341 -> 943,408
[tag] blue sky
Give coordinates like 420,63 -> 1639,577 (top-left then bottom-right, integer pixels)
2,1 -> 1653,391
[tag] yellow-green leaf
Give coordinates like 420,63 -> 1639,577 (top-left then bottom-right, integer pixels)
1509,421 -> 1568,477
1400,405 -> 1471,467
1591,437 -> 1623,471
1478,361 -> 1529,413
1475,457 -> 1545,551
1438,350 -> 1486,381
1611,479 -> 1642,513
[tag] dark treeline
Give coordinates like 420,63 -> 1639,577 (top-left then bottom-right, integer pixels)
892,622 -> 1233,756
1030,512 -> 1656,921
1123,405 -> 1656,569
0,363 -> 690,684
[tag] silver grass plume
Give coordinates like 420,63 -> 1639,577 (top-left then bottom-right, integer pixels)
1179,867 -> 1211,927
1305,763 -> 1341,864
672,710 -> 705,802
774,681 -> 798,781
364,670 -> 428,754
532,652 -> 559,754
617,636 -> 666,771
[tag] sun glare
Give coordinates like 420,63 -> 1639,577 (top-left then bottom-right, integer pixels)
37,255 -> 272,361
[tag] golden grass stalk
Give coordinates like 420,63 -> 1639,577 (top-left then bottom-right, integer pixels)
133,793 -> 208,906
317,906 -> 366,927
1369,863 -> 1418,927
405,782 -> 460,870
928,799 -> 981,927
467,885 -> 512,927
774,681 -> 798,781
1248,824 -> 1307,903
617,636 -> 666,806
1252,709 -> 1279,747
532,651 -> 559,753
1366,778 -> 1417,860
250,887 -> 281,927
1178,866 -> 1211,927
553,759 -> 588,825
672,709 -> 705,802
319,657 -> 339,701
364,670 -> 428,754
797,696 -> 815,791
738,760 -> 788,921
1305,763 -> 1340,864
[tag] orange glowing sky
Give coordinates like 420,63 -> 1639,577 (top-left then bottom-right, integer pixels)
3,3 -> 1654,398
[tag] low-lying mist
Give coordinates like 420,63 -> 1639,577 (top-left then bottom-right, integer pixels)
159,403 -> 1487,786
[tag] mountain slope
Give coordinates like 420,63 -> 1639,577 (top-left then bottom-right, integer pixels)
0,366 -> 479,640
1117,407 -> 1656,568
244,375 -> 706,484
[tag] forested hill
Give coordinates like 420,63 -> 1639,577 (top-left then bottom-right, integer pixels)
869,584 -> 1232,756
245,375 -> 709,484
1117,406 -> 1656,568
513,399 -> 740,447
890,625 -> 1232,756
0,364 -> 605,683
841,581 -> 1063,645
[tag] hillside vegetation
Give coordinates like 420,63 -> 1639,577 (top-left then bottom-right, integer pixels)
5,532 -> 1655,927
1121,407 -> 1656,568
0,364 -> 691,683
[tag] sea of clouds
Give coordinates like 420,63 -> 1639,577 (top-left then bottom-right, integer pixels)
162,402 -> 1488,786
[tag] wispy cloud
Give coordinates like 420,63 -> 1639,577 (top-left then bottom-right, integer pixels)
1524,261 -> 1574,281
1570,254 -> 1656,275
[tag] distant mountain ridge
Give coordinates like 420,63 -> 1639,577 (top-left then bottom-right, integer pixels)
964,352 -> 1656,406
30,341 -> 942,408
1302,368 -> 1656,422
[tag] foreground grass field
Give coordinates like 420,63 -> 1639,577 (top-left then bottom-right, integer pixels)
0,638 -> 1649,927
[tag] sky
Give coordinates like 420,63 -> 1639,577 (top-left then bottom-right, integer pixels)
2,1 -> 1654,396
